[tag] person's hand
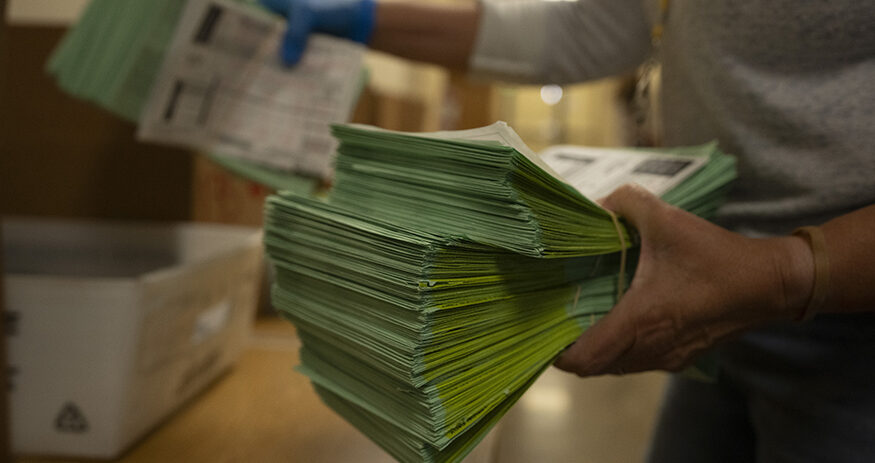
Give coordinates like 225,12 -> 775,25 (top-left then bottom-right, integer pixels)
554,184 -> 814,376
260,0 -> 376,65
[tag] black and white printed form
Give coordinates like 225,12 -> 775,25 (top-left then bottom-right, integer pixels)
137,0 -> 364,178
540,145 -> 708,199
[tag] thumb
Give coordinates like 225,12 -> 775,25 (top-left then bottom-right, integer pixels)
278,2 -> 314,66
280,21 -> 312,65
600,183 -> 662,231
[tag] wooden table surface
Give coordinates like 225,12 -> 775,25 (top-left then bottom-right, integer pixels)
16,317 -> 664,463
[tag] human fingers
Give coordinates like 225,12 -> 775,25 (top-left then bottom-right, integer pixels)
258,0 -> 313,66
554,297 -> 638,377
279,8 -> 314,66
558,286 -> 721,376
617,324 -> 742,375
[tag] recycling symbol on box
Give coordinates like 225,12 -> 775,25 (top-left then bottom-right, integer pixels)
55,402 -> 89,433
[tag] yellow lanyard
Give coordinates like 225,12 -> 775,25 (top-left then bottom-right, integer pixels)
633,0 -> 671,146
651,0 -> 670,44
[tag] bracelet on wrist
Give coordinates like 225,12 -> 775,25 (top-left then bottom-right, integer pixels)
792,226 -> 830,321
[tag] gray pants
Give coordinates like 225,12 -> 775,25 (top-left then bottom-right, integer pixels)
648,313 -> 875,463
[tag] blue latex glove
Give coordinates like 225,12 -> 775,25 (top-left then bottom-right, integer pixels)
260,0 -> 376,66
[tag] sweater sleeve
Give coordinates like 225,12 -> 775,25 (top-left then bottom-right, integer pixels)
470,0 -> 652,84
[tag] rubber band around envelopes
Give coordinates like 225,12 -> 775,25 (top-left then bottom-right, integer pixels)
572,210 -> 629,326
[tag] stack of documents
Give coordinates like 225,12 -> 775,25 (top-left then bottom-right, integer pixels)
330,122 -> 736,258
265,193 -> 625,463
264,122 -> 735,462
47,0 -> 364,187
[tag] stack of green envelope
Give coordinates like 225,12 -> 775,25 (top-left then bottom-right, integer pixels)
330,123 -> 736,258
265,193 -> 626,463
265,122 -> 736,462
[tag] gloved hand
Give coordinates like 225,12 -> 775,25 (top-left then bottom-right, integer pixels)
260,0 -> 376,66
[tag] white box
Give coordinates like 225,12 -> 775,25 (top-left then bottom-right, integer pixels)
2,218 -> 263,458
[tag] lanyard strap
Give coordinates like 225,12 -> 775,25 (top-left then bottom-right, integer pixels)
651,0 -> 670,44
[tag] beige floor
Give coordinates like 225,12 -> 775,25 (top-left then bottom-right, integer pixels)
494,369 -> 667,463
17,318 -> 667,463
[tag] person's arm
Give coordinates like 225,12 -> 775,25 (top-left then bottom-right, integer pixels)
554,184 -> 875,377
374,0 -> 655,83
262,0 -> 653,84
369,2 -> 480,70
469,0 -> 652,84
819,206 -> 875,310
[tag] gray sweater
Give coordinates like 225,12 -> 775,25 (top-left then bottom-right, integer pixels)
471,0 -> 875,236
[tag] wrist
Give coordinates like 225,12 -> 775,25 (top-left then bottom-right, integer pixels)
769,234 -> 816,321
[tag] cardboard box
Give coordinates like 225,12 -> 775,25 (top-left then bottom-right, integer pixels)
2,218 -> 262,458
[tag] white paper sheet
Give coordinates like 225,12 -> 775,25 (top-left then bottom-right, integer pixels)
138,0 -> 364,178
540,145 -> 708,199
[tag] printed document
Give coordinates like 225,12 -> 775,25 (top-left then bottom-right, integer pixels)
138,0 -> 363,178
540,145 -> 708,199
